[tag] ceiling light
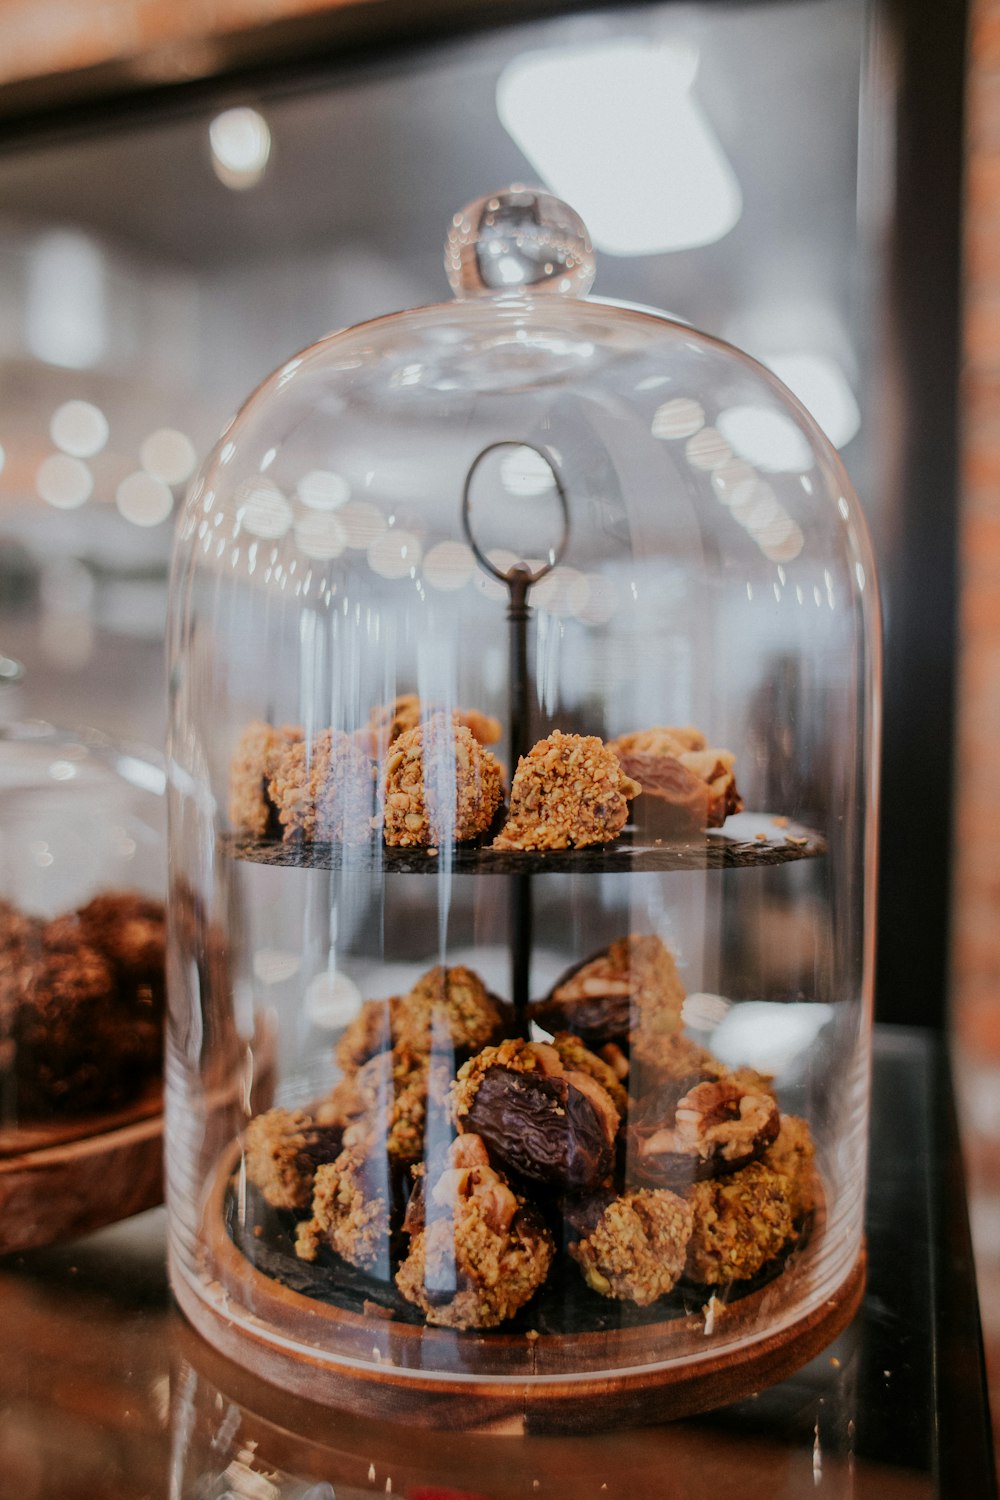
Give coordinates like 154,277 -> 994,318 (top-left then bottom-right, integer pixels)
50,400 -> 109,458
36,454 -> 92,509
209,107 -> 271,190
116,472 -> 174,527
717,405 -> 813,473
140,428 -> 197,485
298,469 -> 350,510
26,232 -> 107,369
765,354 -> 861,450
496,40 -> 741,256
236,478 -> 291,539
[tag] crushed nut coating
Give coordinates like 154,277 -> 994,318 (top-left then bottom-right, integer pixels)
228,721 -> 303,836
359,694 -> 502,759
381,714 -> 502,847
685,1161 -> 793,1284
243,1107 -> 344,1210
295,1148 -> 392,1273
569,1188 -> 694,1305
762,1113 -> 817,1222
395,1134 -> 553,1328
268,729 -> 376,845
493,731 -> 640,851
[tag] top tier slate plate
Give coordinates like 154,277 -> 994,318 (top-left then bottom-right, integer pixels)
220,811 -> 825,874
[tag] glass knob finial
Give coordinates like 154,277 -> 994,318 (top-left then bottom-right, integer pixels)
445,186 -> 596,299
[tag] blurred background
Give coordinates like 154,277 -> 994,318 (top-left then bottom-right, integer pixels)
0,0 -> 995,1455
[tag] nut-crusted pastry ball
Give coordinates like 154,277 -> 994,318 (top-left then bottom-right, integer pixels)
567,1188 -> 694,1305
228,721 -> 303,836
334,996 -> 406,1075
269,729 -> 376,845
395,1133 -> 553,1329
360,694 -> 502,759
610,725 -> 743,833
493,732 -> 641,852
75,890 -> 166,990
10,932 -> 119,1116
320,1044 -> 429,1164
381,714 -> 502,847
529,933 -> 686,1053
395,964 -> 506,1057
685,1161 -> 793,1285
632,1076 -> 780,1188
452,1038 -> 620,1192
762,1114 -> 817,1222
295,1147 -> 393,1274
243,1107 -> 345,1210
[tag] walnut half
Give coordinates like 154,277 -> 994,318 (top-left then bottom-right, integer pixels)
632,1077 -> 780,1188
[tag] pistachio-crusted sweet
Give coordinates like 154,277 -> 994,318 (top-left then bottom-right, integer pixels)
228,720 -> 303,836
359,694 -> 502,759
761,1114 -> 817,1222
610,725 -> 743,832
294,1147 -> 393,1273
381,714 -> 503,847
493,731 -> 640,851
320,1045 -> 429,1164
395,1133 -> 553,1328
334,996 -> 406,1075
268,729 -> 376,845
685,1161 -> 793,1284
452,1038 -> 619,1191
567,1187 -> 694,1305
394,964 -> 506,1057
243,1107 -> 345,1211
530,933 -> 686,1054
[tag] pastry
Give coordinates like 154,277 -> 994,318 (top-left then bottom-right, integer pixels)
761,1113 -> 816,1222
295,1146 -> 395,1274
493,731 -> 640,851
359,694 -> 502,758
630,1076 -> 780,1188
566,1187 -> 694,1305
685,1161 -> 794,1284
243,1107 -> 345,1210
529,933 -> 685,1056
610,725 -> 742,833
228,721 -> 303,836
381,714 -> 502,847
268,729 -> 376,845
395,1133 -> 553,1328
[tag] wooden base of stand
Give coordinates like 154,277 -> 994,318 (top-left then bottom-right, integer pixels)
172,1148 -> 865,1434
0,1083 -> 164,1254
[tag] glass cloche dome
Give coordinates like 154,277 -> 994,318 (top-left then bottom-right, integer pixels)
166,188 -> 880,1428
0,720 -> 167,1251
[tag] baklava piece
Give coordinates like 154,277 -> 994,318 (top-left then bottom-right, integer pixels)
228,720 -> 303,836
566,1187 -> 694,1305
243,1107 -> 345,1211
395,1133 -> 553,1329
452,1038 -> 620,1192
381,714 -> 502,847
269,729 -> 376,845
493,732 -> 640,852
685,1161 -> 793,1285
610,725 -> 743,834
